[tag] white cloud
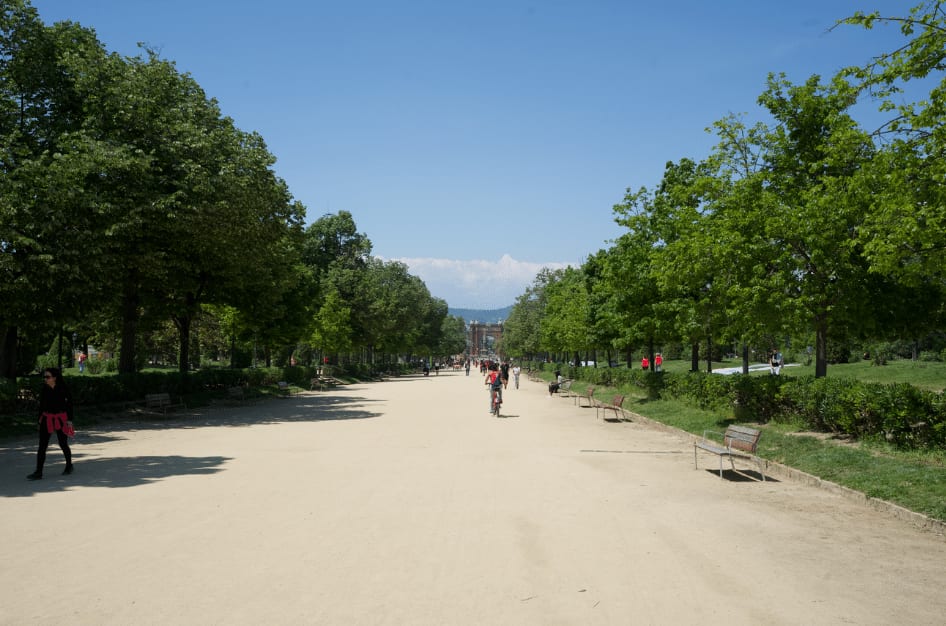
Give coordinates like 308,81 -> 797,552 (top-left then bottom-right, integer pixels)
386,254 -> 573,309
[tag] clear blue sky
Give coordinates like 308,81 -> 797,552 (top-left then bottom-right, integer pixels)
32,0 -> 914,308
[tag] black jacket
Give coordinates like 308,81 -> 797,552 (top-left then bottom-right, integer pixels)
38,383 -> 74,422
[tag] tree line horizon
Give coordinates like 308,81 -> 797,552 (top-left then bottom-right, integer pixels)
4,2 -> 946,379
0,0 -> 467,379
499,3 -> 946,377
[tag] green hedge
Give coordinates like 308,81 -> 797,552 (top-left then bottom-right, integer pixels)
526,362 -> 946,449
2,362 -> 412,416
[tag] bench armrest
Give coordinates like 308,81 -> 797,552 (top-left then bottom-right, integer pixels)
700,430 -> 726,443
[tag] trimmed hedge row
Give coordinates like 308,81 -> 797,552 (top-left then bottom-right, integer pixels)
525,361 -> 946,449
4,362 -> 416,415
8,366 -> 322,410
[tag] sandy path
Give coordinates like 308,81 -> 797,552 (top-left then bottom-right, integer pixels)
1,371 -> 944,625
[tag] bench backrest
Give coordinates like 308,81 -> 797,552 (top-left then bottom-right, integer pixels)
586,386 -> 595,397
724,425 -> 762,453
611,394 -> 624,407
146,392 -> 170,402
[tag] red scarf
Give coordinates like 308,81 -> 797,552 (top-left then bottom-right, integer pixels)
41,412 -> 68,434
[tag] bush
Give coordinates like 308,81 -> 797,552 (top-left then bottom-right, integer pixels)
35,354 -> 57,372
0,377 -> 16,413
557,364 -> 946,450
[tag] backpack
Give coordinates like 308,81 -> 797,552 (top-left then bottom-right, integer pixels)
490,373 -> 503,390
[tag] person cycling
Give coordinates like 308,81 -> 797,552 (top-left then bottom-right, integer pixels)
486,365 -> 503,414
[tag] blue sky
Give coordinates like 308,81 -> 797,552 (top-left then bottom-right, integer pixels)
32,0 -> 915,308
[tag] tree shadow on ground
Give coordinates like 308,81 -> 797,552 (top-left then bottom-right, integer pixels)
0,393 -> 380,482
84,392 -> 381,435
698,468 -> 777,482
0,454 -> 231,498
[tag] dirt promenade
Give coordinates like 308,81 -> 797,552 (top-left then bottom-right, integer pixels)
2,371 -> 945,625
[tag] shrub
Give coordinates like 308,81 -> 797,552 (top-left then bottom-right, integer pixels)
0,377 -> 16,413
35,354 -> 57,372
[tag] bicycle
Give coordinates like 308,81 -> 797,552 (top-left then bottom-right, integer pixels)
490,388 -> 502,417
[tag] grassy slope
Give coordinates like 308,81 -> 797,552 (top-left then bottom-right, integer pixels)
564,359 -> 946,522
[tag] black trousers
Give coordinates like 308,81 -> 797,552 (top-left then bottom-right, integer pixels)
36,424 -> 72,473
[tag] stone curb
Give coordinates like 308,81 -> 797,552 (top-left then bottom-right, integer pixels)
623,409 -> 946,540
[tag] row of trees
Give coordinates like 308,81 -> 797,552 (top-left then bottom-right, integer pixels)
0,0 -> 463,379
502,2 -> 946,377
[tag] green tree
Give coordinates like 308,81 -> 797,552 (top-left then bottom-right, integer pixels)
502,268 -> 557,360
841,2 -> 946,285
437,314 -> 467,358
756,74 -> 875,377
310,285 -> 353,359
0,5 -> 117,377
541,266 -> 590,365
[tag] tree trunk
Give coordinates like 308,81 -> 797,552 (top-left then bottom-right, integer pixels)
690,342 -> 699,372
706,335 -> 713,373
190,318 -> 200,371
174,314 -> 191,374
742,343 -> 750,375
815,314 -> 828,378
118,278 -> 139,374
648,337 -> 655,372
0,326 -> 18,379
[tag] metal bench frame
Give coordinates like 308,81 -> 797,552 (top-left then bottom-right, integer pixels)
694,425 -> 765,480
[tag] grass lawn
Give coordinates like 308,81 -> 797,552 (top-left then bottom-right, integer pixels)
659,356 -> 946,392
623,395 -> 946,522
551,364 -> 946,523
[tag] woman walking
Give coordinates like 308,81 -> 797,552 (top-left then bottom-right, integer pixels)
27,367 -> 74,480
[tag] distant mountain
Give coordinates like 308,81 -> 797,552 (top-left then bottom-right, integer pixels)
449,305 -> 513,324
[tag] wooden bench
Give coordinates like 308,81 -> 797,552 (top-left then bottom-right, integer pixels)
276,381 -> 295,397
310,376 -> 342,391
575,385 -> 596,407
143,392 -> 186,414
561,379 -> 576,397
552,379 -> 574,397
694,425 -> 765,480
15,388 -> 38,415
595,394 -> 625,420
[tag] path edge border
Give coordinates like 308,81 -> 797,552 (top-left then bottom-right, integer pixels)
624,410 -> 946,540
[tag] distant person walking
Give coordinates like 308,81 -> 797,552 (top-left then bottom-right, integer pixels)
77,351 -> 87,373
641,356 -> 650,371
512,364 -> 521,389
27,367 -> 74,480
654,353 -> 663,372
465,360 -> 471,376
